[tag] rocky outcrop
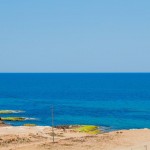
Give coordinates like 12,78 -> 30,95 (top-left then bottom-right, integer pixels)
0,118 -> 10,127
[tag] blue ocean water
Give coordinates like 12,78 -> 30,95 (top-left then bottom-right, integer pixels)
0,73 -> 150,130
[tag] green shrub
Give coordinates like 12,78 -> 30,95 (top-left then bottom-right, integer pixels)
75,125 -> 100,134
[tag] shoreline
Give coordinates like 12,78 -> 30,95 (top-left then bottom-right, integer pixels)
0,126 -> 150,150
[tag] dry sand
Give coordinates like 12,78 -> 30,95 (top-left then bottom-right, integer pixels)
0,126 -> 150,150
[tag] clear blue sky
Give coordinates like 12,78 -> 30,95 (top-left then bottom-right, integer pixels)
0,0 -> 150,72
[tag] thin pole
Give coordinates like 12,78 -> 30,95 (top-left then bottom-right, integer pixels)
144,145 -> 147,150
51,105 -> 54,143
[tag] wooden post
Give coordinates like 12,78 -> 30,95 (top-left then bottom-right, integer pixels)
144,145 -> 147,150
51,105 -> 54,143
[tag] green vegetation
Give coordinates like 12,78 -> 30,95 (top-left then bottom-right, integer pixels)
0,110 -> 24,114
0,110 -> 16,114
24,124 -> 36,126
75,125 -> 100,134
1,117 -> 26,121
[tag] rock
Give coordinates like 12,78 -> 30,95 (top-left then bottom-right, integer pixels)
1,117 -> 25,121
0,120 -> 10,127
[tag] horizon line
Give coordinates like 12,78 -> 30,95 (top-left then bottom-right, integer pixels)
1,72 -> 150,74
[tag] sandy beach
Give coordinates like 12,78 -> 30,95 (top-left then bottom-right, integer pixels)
0,126 -> 150,150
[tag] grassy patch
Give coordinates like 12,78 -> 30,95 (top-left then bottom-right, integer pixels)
23,124 -> 36,126
75,125 -> 100,134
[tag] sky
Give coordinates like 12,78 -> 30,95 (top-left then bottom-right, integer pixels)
0,0 -> 150,73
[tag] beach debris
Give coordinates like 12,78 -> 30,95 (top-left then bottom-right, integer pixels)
55,125 -> 70,131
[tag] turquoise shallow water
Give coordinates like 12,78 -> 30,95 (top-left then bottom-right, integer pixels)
0,73 -> 150,130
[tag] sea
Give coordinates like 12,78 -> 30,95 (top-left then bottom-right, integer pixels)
0,73 -> 150,131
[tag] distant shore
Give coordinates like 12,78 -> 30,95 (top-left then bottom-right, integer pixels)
0,125 -> 150,150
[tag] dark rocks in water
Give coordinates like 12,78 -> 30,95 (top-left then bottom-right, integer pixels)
0,117 -> 10,127
55,125 -> 70,129
0,120 -> 10,127
1,117 -> 25,121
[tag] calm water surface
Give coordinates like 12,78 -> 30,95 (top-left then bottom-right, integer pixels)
0,73 -> 150,130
